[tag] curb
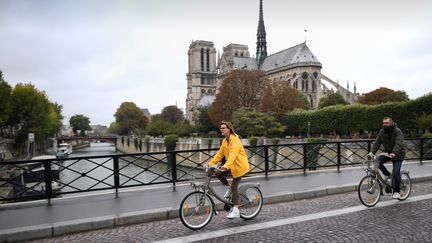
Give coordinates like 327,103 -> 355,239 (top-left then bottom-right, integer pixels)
1,174 -> 432,242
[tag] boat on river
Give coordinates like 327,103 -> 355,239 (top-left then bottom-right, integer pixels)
56,143 -> 73,158
21,155 -> 62,196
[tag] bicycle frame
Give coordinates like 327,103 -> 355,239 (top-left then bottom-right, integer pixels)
364,159 -> 394,190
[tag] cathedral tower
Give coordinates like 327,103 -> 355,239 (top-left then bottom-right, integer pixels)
256,0 -> 267,67
186,40 -> 217,123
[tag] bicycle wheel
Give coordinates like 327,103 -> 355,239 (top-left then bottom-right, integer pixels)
179,191 -> 214,230
239,186 -> 263,219
398,172 -> 412,201
358,175 -> 381,207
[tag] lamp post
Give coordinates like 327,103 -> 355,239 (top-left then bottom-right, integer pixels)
307,122 -> 311,138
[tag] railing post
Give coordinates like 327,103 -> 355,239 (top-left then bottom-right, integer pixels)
44,160 -> 52,206
303,144 -> 307,175
169,151 -> 177,190
337,142 -> 341,173
420,138 -> 424,165
264,146 -> 269,177
113,156 -> 120,198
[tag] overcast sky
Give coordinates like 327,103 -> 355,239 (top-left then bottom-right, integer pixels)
1,0 -> 431,126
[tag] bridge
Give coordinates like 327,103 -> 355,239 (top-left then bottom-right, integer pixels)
57,135 -> 118,146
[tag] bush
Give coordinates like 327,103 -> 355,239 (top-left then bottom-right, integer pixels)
164,134 -> 179,151
249,136 -> 258,146
305,138 -> 327,170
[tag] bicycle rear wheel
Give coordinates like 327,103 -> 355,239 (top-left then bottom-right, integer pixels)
398,172 -> 412,201
240,186 -> 263,219
358,175 -> 381,207
179,191 -> 214,230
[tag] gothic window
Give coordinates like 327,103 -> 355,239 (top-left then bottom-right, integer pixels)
235,52 -> 238,56
313,72 -> 318,79
312,80 -> 317,92
309,95 -> 314,108
302,72 -> 308,80
241,53 -> 244,57
200,48 -> 204,71
206,49 -> 210,71
302,80 -> 305,91
294,80 -> 298,89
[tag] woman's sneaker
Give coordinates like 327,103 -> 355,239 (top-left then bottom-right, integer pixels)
392,192 -> 401,199
226,207 -> 240,219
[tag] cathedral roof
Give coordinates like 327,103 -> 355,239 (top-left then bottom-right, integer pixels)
261,42 -> 322,71
232,57 -> 258,69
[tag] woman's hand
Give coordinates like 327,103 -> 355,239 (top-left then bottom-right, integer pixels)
219,166 -> 227,172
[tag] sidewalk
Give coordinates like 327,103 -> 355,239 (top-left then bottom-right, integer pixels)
1,161 -> 432,242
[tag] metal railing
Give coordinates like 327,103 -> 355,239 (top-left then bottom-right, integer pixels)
0,138 -> 431,204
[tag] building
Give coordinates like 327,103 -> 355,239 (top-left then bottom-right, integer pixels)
186,0 -> 357,123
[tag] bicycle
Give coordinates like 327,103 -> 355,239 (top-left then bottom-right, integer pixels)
358,153 -> 412,207
179,165 -> 263,230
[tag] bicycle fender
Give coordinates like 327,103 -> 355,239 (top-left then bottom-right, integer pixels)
238,183 -> 260,194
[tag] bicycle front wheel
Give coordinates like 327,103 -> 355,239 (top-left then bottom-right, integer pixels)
358,175 -> 381,207
240,186 -> 263,220
179,191 -> 214,230
399,172 -> 412,201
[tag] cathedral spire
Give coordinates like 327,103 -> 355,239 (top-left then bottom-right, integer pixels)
256,0 -> 267,67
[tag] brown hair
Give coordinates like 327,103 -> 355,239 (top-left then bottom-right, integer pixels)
220,120 -> 237,137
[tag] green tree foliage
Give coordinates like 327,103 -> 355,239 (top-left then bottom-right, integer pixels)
260,82 -> 308,116
196,106 -> 217,135
146,116 -> 173,137
0,70 -> 12,132
209,70 -> 269,126
160,105 -> 184,124
108,121 -> 119,134
357,87 -> 409,105
114,101 -> 149,135
70,114 -> 92,136
281,94 -> 432,137
414,113 -> 432,133
9,83 -> 62,143
232,108 -> 285,137
318,92 -> 348,108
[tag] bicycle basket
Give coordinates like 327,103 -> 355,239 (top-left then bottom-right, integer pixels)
189,170 -> 208,186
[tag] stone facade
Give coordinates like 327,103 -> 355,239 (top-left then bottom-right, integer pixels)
185,0 -> 356,123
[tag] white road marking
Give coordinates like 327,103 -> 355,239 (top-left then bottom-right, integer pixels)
153,193 -> 432,243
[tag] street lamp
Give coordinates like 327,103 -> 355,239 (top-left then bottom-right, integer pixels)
307,122 -> 311,138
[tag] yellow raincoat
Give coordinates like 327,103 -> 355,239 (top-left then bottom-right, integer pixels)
209,134 -> 250,178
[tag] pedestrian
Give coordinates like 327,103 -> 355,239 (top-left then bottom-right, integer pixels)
369,117 -> 405,199
208,121 -> 250,218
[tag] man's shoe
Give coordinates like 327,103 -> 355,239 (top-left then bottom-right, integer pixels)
392,192 -> 401,199
224,187 -> 231,198
226,207 -> 240,219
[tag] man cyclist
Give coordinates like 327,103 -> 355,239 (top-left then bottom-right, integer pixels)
369,117 -> 405,199
208,121 -> 250,218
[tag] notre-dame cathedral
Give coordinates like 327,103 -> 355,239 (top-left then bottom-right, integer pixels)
186,0 -> 357,123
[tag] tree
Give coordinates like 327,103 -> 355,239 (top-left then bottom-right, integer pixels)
9,83 -> 62,146
114,102 -> 149,135
260,82 -> 308,116
232,108 -> 285,137
209,70 -> 269,125
318,92 -> 349,108
0,70 -> 12,134
70,114 -> 92,136
196,106 -> 217,136
414,113 -> 432,133
160,105 -> 184,124
357,87 -> 409,105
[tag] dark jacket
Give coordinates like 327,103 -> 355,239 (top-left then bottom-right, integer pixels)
371,123 -> 405,160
